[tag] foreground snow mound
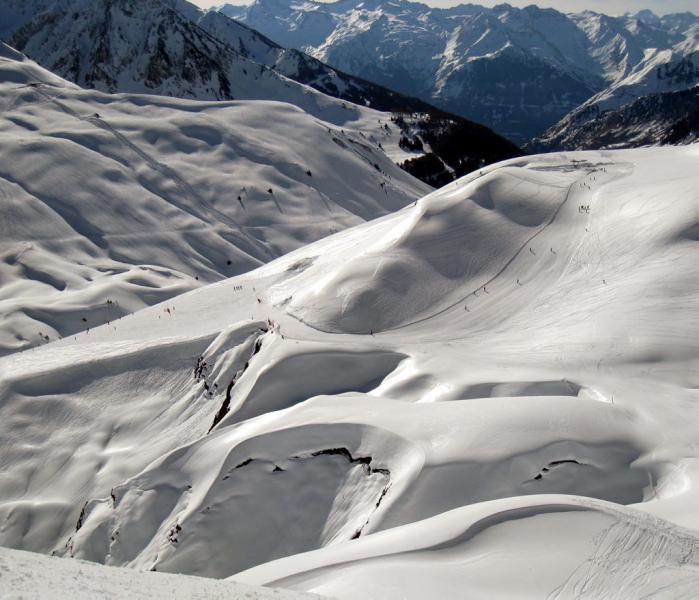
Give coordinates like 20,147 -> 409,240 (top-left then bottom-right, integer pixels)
0,545 -> 321,600
0,146 -> 698,597
0,44 -> 428,355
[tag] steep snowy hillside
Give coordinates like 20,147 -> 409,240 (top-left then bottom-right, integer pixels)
223,1 -> 698,143
1,144 -> 698,599
0,0 -> 522,185
529,85 -> 699,151
0,43 -> 430,356
532,50 -> 698,150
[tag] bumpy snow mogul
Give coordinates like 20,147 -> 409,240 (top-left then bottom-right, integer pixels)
1,137 -> 699,598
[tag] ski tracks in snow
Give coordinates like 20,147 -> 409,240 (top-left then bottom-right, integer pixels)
549,503 -> 699,599
380,162 -> 632,334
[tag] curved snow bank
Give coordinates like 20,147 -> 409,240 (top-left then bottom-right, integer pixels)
66,385 -> 655,578
217,345 -> 407,427
284,167 -> 573,333
236,495 -> 699,600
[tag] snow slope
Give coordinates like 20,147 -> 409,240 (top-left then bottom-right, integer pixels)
0,43 -> 429,355
1,144 -> 698,598
223,1 -> 699,143
239,496 -> 699,599
0,545 -> 320,599
0,0 -> 522,186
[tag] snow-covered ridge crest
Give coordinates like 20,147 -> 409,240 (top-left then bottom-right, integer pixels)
531,48 -> 699,151
528,84 -> 699,151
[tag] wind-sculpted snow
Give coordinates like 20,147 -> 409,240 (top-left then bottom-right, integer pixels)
0,146 -> 698,597
0,44 -> 429,355
69,422 -> 402,577
282,167 -> 573,333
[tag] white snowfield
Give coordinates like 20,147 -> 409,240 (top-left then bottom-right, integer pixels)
1,144 -> 698,598
0,43 -> 429,356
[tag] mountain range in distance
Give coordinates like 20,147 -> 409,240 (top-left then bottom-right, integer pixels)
222,0 -> 699,147
0,0 -> 522,187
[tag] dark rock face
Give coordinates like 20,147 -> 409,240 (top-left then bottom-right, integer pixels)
222,0 -> 698,145
528,86 -> 699,152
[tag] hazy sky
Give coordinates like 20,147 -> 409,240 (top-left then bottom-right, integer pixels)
191,0 -> 698,15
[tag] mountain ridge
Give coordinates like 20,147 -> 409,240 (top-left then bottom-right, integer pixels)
0,0 -> 522,185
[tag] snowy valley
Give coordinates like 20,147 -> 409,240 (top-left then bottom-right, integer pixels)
2,134 -> 699,596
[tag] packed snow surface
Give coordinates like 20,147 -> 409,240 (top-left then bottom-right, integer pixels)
0,545 -> 321,599
1,144 -> 698,598
0,43 -> 429,356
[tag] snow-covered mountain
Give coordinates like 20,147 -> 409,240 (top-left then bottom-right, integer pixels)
0,0 -> 355,105
0,0 -> 522,185
0,0 -> 412,110
0,42 -> 431,356
529,85 -> 699,151
1,545 -> 319,600
1,142 -> 698,598
222,0 -> 699,143
530,49 -> 698,150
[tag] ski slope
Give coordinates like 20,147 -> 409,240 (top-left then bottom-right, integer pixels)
0,43 -> 429,356
0,144 -> 698,598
